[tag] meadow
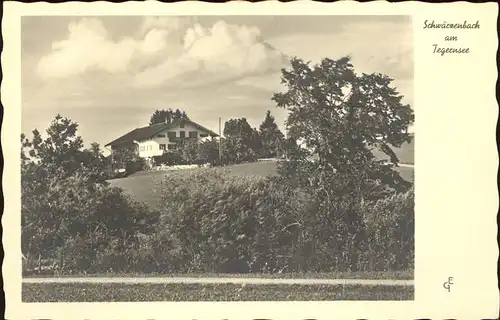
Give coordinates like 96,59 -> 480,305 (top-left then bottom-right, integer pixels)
23,282 -> 413,302
109,160 -> 414,210
24,270 -> 413,279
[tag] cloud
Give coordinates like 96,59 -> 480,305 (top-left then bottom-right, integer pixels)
38,19 -> 123,78
138,16 -> 188,36
132,20 -> 288,88
36,17 -> 288,88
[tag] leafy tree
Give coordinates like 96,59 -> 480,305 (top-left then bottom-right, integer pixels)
181,139 -> 199,164
221,137 -> 255,164
24,117 -> 83,176
149,108 -> 189,125
273,56 -> 414,192
111,145 -> 140,170
272,56 -> 414,271
21,114 -> 109,182
223,118 -> 254,141
22,173 -> 159,273
259,110 -> 285,158
21,115 -> 159,274
222,118 -> 260,163
197,139 -> 220,165
80,142 -> 110,182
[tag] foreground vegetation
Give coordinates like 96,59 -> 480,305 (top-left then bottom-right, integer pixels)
23,168 -> 414,275
23,283 -> 414,302
108,161 -> 414,210
22,56 -> 415,281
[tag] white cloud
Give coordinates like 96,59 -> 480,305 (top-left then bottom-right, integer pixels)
36,18 -> 173,79
138,16 -> 188,36
36,17 -> 288,88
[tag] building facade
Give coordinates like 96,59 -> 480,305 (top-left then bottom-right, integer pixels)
105,118 -> 219,163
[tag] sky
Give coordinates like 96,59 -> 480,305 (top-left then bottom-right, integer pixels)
21,15 -> 413,152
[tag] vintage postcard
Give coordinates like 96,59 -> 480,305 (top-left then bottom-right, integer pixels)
2,1 -> 498,319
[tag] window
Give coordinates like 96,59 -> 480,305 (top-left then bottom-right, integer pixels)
189,131 -> 198,138
180,131 -> 186,138
139,146 -> 145,151
180,122 -> 185,128
168,144 -> 177,150
157,134 -> 166,138
167,131 -> 176,139
199,133 -> 208,138
160,144 -> 166,150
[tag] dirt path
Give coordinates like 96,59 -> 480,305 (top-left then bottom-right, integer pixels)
23,277 -> 413,286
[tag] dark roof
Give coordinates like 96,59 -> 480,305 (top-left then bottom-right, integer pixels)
105,118 -> 219,147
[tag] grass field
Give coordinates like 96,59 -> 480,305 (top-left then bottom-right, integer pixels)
23,282 -> 414,302
108,160 -> 414,209
23,270 -> 413,280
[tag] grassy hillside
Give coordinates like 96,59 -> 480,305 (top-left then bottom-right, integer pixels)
110,136 -> 414,208
109,161 -> 414,210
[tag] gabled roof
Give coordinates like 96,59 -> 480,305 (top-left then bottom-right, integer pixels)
105,118 -> 219,147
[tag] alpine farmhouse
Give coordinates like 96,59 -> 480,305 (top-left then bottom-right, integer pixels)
105,118 -> 219,163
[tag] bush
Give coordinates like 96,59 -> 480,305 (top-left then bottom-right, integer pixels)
146,169 -> 414,274
151,170 -> 295,273
197,139 -> 220,165
125,158 -> 147,174
360,187 -> 414,271
22,172 -> 159,275
22,159 -> 413,275
153,151 -> 184,166
221,137 -> 258,165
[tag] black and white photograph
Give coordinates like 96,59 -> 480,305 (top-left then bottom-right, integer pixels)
3,2 -> 499,319
18,14 -> 417,302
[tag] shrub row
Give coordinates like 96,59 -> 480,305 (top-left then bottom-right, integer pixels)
137,169 -> 414,273
23,168 -> 414,275
22,171 -> 160,275
152,139 -> 262,168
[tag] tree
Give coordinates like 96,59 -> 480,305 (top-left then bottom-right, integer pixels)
197,139 -> 220,165
223,118 -> 254,141
259,110 -> 285,158
20,115 -> 106,180
222,118 -> 260,163
111,145 -> 140,170
273,56 -> 414,191
181,139 -> 199,164
80,142 -> 110,182
20,115 -> 108,263
21,115 -> 159,274
149,108 -> 189,125
272,56 -> 414,271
